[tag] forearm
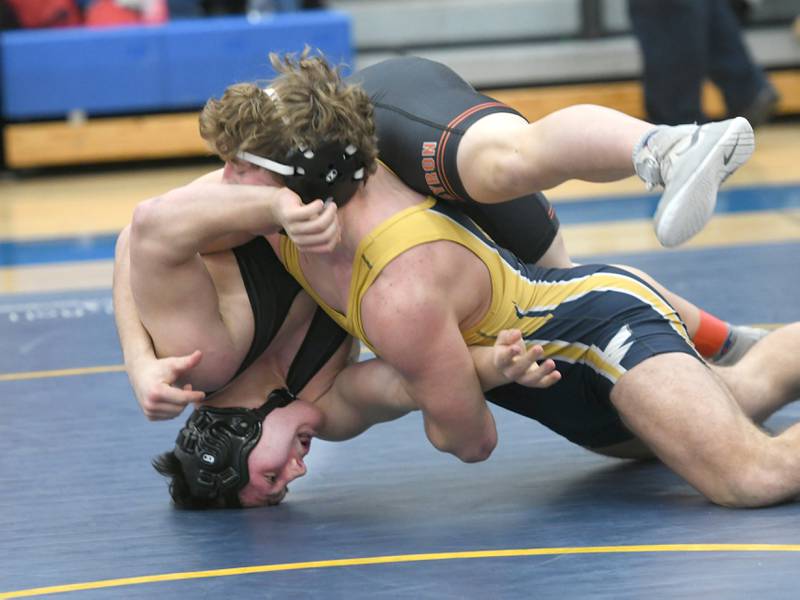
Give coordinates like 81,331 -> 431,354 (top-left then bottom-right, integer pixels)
389,340 -> 497,462
469,345 -> 511,391
365,288 -> 498,462
315,358 -> 416,441
131,183 -> 285,261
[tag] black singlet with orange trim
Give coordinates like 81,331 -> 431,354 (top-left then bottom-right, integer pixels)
349,56 -> 559,264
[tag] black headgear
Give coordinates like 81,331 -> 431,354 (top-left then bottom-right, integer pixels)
173,388 -> 296,503
237,142 -> 366,207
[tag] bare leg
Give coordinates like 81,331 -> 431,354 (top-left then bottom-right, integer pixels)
128,203 -> 250,389
592,325 -> 800,463
611,349 -> 800,507
614,263 -> 768,365
457,105 -> 753,247
532,230 -> 575,269
712,323 -> 800,423
457,105 -> 652,203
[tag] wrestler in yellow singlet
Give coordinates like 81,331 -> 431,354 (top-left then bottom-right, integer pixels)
281,198 -> 702,449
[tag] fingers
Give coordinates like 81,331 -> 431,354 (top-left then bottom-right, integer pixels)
142,382 -> 205,421
502,343 -> 545,380
516,358 -> 562,389
494,333 -> 562,389
496,329 -> 523,346
285,199 -> 337,235
284,200 -> 340,253
173,350 -> 202,375
293,213 -> 341,253
493,329 -> 525,369
288,199 -> 336,228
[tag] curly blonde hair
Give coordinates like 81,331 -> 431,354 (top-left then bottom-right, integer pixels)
198,49 -> 378,178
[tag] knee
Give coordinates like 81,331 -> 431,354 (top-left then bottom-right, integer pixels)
484,149 -> 532,197
130,197 -> 171,257
701,460 -> 788,508
130,198 -> 161,239
114,224 -> 131,258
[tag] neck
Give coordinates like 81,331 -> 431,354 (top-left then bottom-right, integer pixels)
337,164 -> 427,252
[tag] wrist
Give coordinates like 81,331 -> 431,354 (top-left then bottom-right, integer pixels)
255,186 -> 289,235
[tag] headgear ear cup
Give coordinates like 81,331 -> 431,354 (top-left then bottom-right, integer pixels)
284,141 -> 366,206
237,141 -> 366,207
172,389 -> 296,502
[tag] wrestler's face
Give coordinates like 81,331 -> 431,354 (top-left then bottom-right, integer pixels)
223,159 -> 283,187
237,399 -> 324,507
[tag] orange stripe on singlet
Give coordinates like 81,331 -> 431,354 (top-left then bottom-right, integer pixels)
436,101 -> 506,201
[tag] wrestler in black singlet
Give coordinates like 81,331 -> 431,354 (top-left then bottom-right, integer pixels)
227,237 -> 347,394
350,56 -> 559,264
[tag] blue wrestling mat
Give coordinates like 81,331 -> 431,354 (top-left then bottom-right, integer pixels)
1,182 -> 799,598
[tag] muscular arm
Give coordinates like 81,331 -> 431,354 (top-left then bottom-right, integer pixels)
313,358 -> 417,441
131,182 -> 290,260
183,168 -> 256,252
362,259 -> 497,463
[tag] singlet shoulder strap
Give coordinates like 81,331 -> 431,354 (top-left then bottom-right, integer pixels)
230,236 -> 301,381
285,306 -> 348,395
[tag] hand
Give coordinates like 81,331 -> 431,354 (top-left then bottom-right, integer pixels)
493,329 -> 561,388
275,189 -> 340,253
129,350 -> 206,421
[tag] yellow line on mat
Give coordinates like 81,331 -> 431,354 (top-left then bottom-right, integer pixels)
0,365 -> 125,382
0,347 -> 377,382
2,544 -> 800,598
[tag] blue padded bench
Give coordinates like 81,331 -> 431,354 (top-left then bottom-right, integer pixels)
1,11 -> 352,121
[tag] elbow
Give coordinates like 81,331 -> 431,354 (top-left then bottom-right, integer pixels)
433,430 -> 497,464
456,433 -> 497,463
424,412 -> 498,463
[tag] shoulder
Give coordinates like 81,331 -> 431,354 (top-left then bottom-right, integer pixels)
368,244 -> 451,310
361,243 -> 458,353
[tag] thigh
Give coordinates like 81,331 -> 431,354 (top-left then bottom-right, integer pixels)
353,56 -> 518,202
486,377 -> 635,449
352,57 -> 560,263
489,264 -> 702,447
610,352 -> 767,500
129,239 -> 247,385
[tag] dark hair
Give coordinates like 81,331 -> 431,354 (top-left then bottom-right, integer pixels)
152,451 -> 242,510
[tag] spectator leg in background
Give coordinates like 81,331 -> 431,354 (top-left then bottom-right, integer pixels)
705,0 -> 778,125
628,0 -> 709,125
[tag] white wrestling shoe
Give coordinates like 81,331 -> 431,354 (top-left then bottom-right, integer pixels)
633,116 -> 755,248
710,325 -> 770,367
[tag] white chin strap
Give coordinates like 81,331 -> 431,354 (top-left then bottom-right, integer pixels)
236,86 -> 299,176
236,151 -> 297,176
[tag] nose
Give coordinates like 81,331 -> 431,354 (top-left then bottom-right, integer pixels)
287,456 -> 307,481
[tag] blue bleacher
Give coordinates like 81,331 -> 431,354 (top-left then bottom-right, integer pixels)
0,10 -> 352,121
